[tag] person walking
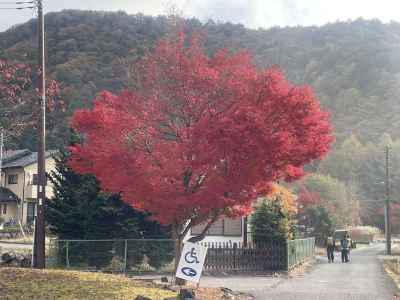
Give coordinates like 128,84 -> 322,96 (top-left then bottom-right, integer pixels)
326,234 -> 335,263
340,233 -> 351,263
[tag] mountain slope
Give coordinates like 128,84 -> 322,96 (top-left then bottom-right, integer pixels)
1,11 -> 400,149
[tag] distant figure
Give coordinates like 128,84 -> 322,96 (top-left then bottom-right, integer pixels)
340,233 -> 351,263
326,234 -> 335,263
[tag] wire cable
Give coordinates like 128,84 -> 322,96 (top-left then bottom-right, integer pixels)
0,7 -> 35,9
0,1 -> 34,4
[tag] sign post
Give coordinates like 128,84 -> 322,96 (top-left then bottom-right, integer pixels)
176,242 -> 208,284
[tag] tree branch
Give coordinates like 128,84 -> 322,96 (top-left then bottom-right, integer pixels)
187,213 -> 219,243
179,219 -> 193,239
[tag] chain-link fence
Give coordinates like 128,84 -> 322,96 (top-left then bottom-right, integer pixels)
47,237 -> 315,274
47,239 -> 175,274
287,238 -> 315,269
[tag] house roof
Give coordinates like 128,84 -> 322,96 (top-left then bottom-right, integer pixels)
1,149 -> 57,169
0,187 -> 20,203
2,149 -> 31,163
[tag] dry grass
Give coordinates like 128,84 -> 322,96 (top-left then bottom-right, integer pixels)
392,245 -> 400,256
196,288 -> 225,299
0,235 -> 52,244
0,267 -> 177,300
383,258 -> 400,292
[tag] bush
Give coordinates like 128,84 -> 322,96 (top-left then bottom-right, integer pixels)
103,256 -> 125,273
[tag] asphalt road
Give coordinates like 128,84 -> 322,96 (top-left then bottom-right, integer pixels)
201,243 -> 398,300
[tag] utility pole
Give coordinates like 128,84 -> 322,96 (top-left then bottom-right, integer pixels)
385,145 -> 391,255
33,0 -> 46,269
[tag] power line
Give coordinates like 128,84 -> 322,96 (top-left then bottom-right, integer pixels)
0,1 -> 34,3
0,0 -> 35,9
0,7 -> 35,9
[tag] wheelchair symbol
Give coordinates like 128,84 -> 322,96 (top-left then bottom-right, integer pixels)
184,247 -> 199,264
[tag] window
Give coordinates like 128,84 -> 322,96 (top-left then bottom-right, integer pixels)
2,204 -> 7,215
27,202 -> 36,224
223,218 -> 243,236
32,174 -> 38,185
8,174 -> 18,185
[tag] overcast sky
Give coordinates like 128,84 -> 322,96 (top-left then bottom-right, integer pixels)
1,0 -> 400,32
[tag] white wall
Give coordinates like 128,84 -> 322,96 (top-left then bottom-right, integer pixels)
1,156 -> 56,225
0,202 -> 17,222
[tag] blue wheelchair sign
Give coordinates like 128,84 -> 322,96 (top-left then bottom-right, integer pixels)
181,267 -> 197,277
184,247 -> 199,264
176,242 -> 208,283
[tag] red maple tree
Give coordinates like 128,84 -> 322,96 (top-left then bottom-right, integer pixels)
70,32 -> 333,245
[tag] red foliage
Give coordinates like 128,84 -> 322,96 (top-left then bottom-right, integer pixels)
69,32 -> 333,231
0,60 -> 64,136
378,202 -> 400,229
0,60 -> 61,110
297,187 -> 323,210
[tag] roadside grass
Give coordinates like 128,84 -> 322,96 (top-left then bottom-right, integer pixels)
393,244 -> 400,256
383,258 -> 400,290
382,244 -> 400,294
0,235 -> 52,245
0,267 -> 177,299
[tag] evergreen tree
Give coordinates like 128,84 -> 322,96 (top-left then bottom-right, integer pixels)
250,199 -> 290,243
298,205 -> 334,246
46,152 -> 172,269
47,152 -> 168,240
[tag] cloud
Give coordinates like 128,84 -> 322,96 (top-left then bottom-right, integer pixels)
182,0 -> 250,25
179,0 -> 312,29
1,0 -> 400,32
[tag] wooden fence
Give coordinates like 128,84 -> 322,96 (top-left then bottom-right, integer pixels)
201,240 -> 288,271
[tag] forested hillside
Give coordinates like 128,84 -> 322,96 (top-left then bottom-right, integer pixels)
2,10 -> 400,228
2,11 -> 400,146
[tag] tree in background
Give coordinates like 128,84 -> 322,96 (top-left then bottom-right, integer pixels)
300,174 -> 359,227
69,31 -> 333,264
390,204 -> 400,234
0,60 -> 65,149
318,135 -> 365,183
300,205 -> 334,246
296,187 -> 335,245
47,153 -> 171,269
251,184 -> 297,243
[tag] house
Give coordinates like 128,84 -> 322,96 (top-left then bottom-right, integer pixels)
186,189 -> 295,246
187,217 -> 250,246
0,149 -> 57,225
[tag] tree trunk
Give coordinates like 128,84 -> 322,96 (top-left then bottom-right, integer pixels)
172,217 -> 217,285
172,224 -> 186,286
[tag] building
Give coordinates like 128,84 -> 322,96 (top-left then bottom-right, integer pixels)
187,217 -> 249,246
186,194 -> 289,246
0,149 -> 56,225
